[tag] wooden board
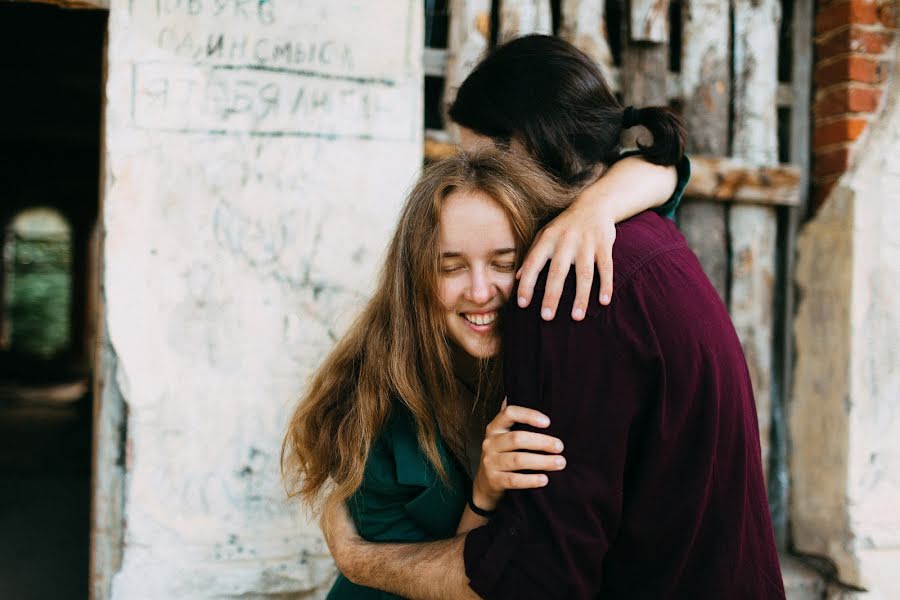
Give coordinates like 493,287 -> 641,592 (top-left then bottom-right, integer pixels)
630,0 -> 670,43
730,0 -> 782,482
444,0 -> 493,138
679,0 -> 731,300
498,0 -> 552,44
686,157 -> 800,206
559,0 -> 616,85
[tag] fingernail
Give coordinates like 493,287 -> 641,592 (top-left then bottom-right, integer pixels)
555,457 -> 566,468
518,296 -> 527,307
572,307 -> 584,320
537,416 -> 550,427
539,475 -> 549,485
600,294 -> 611,305
554,441 -> 564,452
541,307 -> 553,320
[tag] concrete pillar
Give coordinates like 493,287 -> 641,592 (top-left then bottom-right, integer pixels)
791,42 -> 900,598
95,2 -> 423,597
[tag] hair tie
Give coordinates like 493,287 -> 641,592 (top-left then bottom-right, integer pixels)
622,106 -> 639,129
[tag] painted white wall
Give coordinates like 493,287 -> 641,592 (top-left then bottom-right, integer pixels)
792,42 -> 900,599
100,1 -> 422,597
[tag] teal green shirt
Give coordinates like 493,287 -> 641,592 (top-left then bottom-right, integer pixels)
327,407 -> 469,599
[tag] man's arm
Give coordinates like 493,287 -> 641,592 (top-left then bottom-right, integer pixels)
322,501 -> 478,600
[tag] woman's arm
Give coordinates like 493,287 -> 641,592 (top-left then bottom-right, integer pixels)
516,156 -> 678,321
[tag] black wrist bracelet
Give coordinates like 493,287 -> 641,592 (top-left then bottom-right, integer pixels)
468,496 -> 496,518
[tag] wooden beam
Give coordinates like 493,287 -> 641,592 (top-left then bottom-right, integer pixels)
685,156 -> 801,206
559,0 -> 616,86
443,0 -> 492,139
678,0 -> 731,300
424,131 -> 800,206
630,0 -> 670,43
498,0 -> 552,44
730,0 -> 783,484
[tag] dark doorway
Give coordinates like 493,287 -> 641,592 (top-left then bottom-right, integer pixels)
0,3 -> 107,599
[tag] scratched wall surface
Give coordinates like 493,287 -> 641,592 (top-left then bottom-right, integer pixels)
792,42 -> 900,596
99,1 -> 422,597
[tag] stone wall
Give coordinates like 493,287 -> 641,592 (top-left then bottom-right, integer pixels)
792,38 -> 900,597
94,2 -> 423,598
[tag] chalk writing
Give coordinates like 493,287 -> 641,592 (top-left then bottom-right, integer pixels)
156,29 -> 354,71
132,63 -> 412,139
149,0 -> 276,24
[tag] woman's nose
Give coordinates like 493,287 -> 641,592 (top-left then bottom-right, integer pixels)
466,269 -> 492,304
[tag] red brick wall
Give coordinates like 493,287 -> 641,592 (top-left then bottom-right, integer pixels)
813,0 -> 897,210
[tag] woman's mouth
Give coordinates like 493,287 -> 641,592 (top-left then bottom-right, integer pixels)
461,311 -> 498,333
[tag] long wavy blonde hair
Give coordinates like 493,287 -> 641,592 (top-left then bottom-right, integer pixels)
281,149 -> 571,515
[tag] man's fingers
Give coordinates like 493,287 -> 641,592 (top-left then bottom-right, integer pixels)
491,430 -> 564,454
571,247 -> 595,320
496,451 -> 567,473
487,404 -> 550,433
516,240 -> 554,308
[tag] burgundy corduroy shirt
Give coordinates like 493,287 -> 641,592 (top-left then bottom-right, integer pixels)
463,211 -> 785,599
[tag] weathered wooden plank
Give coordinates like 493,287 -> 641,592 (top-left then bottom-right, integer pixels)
686,158 -> 800,205
630,0 -> 670,43
498,0 -> 552,44
679,0 -> 730,300
444,0 -> 492,130
730,0 -> 782,483
559,0 -> 616,85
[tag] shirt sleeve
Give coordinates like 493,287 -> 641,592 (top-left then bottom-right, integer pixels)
616,150 -> 691,220
463,279 -> 652,599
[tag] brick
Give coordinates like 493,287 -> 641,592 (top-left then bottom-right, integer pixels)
816,26 -> 895,58
814,146 -> 853,177
815,55 -> 884,85
878,1 -> 897,27
813,117 -> 868,147
815,85 -> 884,118
817,0 -> 879,35
812,179 -> 838,211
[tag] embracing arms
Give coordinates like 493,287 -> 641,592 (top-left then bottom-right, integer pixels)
517,155 -> 684,320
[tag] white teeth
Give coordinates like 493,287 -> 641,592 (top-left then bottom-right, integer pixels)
463,312 -> 497,326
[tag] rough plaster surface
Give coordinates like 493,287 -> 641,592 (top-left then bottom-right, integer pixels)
99,2 -> 423,597
792,42 -> 900,597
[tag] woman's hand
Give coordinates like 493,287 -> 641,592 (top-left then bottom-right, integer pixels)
516,156 -> 678,321
471,402 -> 566,513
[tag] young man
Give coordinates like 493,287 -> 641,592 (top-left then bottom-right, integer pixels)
324,210 -> 785,599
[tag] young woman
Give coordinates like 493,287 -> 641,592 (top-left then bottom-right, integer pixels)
281,35 -> 688,599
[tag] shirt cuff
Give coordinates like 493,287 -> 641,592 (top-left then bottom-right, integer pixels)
463,514 -> 526,598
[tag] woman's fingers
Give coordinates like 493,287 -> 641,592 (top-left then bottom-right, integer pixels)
571,244 -> 596,320
496,472 -> 551,490
538,239 -> 577,320
596,235 -> 615,305
487,404 -> 550,433
487,429 -> 563,454
491,451 -> 566,473
515,230 -> 554,310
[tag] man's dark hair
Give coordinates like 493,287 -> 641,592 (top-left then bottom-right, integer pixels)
449,34 -> 686,186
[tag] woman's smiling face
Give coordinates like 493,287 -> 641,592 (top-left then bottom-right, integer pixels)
438,189 -> 518,359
